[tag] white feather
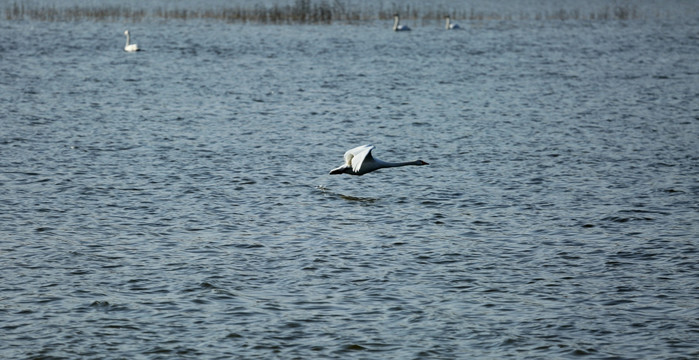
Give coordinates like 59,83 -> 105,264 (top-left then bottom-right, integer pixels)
329,145 -> 428,176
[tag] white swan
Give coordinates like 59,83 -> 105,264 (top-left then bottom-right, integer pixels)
445,16 -> 460,30
393,14 -> 411,32
124,30 -> 140,52
329,145 -> 428,176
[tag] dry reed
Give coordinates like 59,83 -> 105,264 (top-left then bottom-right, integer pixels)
4,0 -> 643,23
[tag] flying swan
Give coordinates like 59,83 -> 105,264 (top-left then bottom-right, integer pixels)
393,14 -> 411,32
445,16 -> 461,30
329,145 -> 428,176
124,30 -> 140,52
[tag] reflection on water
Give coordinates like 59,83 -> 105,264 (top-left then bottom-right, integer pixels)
317,185 -> 379,203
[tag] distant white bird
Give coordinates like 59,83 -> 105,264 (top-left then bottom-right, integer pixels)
393,14 -> 411,32
124,30 -> 140,52
445,16 -> 461,30
329,145 -> 428,176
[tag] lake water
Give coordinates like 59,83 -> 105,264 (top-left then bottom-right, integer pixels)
1,1 -> 698,358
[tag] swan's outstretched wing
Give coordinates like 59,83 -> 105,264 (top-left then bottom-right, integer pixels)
344,144 -> 375,173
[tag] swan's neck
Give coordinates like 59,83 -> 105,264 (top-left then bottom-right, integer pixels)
125,33 -> 131,46
393,16 -> 399,31
377,159 -> 422,168
445,17 -> 450,29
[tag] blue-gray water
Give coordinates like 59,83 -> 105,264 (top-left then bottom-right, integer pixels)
1,1 -> 698,359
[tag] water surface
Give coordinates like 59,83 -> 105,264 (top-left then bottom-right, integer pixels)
1,2 -> 698,358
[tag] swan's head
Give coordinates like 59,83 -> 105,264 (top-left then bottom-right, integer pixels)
124,30 -> 130,35
394,14 -> 400,19
416,160 -> 429,165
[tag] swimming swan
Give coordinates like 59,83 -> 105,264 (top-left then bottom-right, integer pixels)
445,16 -> 460,30
329,145 -> 428,176
393,14 -> 411,32
124,30 -> 140,52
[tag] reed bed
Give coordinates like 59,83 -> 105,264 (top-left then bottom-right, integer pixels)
4,0 -> 644,24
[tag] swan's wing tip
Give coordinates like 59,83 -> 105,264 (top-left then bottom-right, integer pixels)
345,144 -> 373,154
329,165 -> 348,175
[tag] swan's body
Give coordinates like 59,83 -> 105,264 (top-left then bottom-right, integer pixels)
393,14 -> 411,32
445,16 -> 460,30
124,30 -> 140,52
329,145 -> 428,176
